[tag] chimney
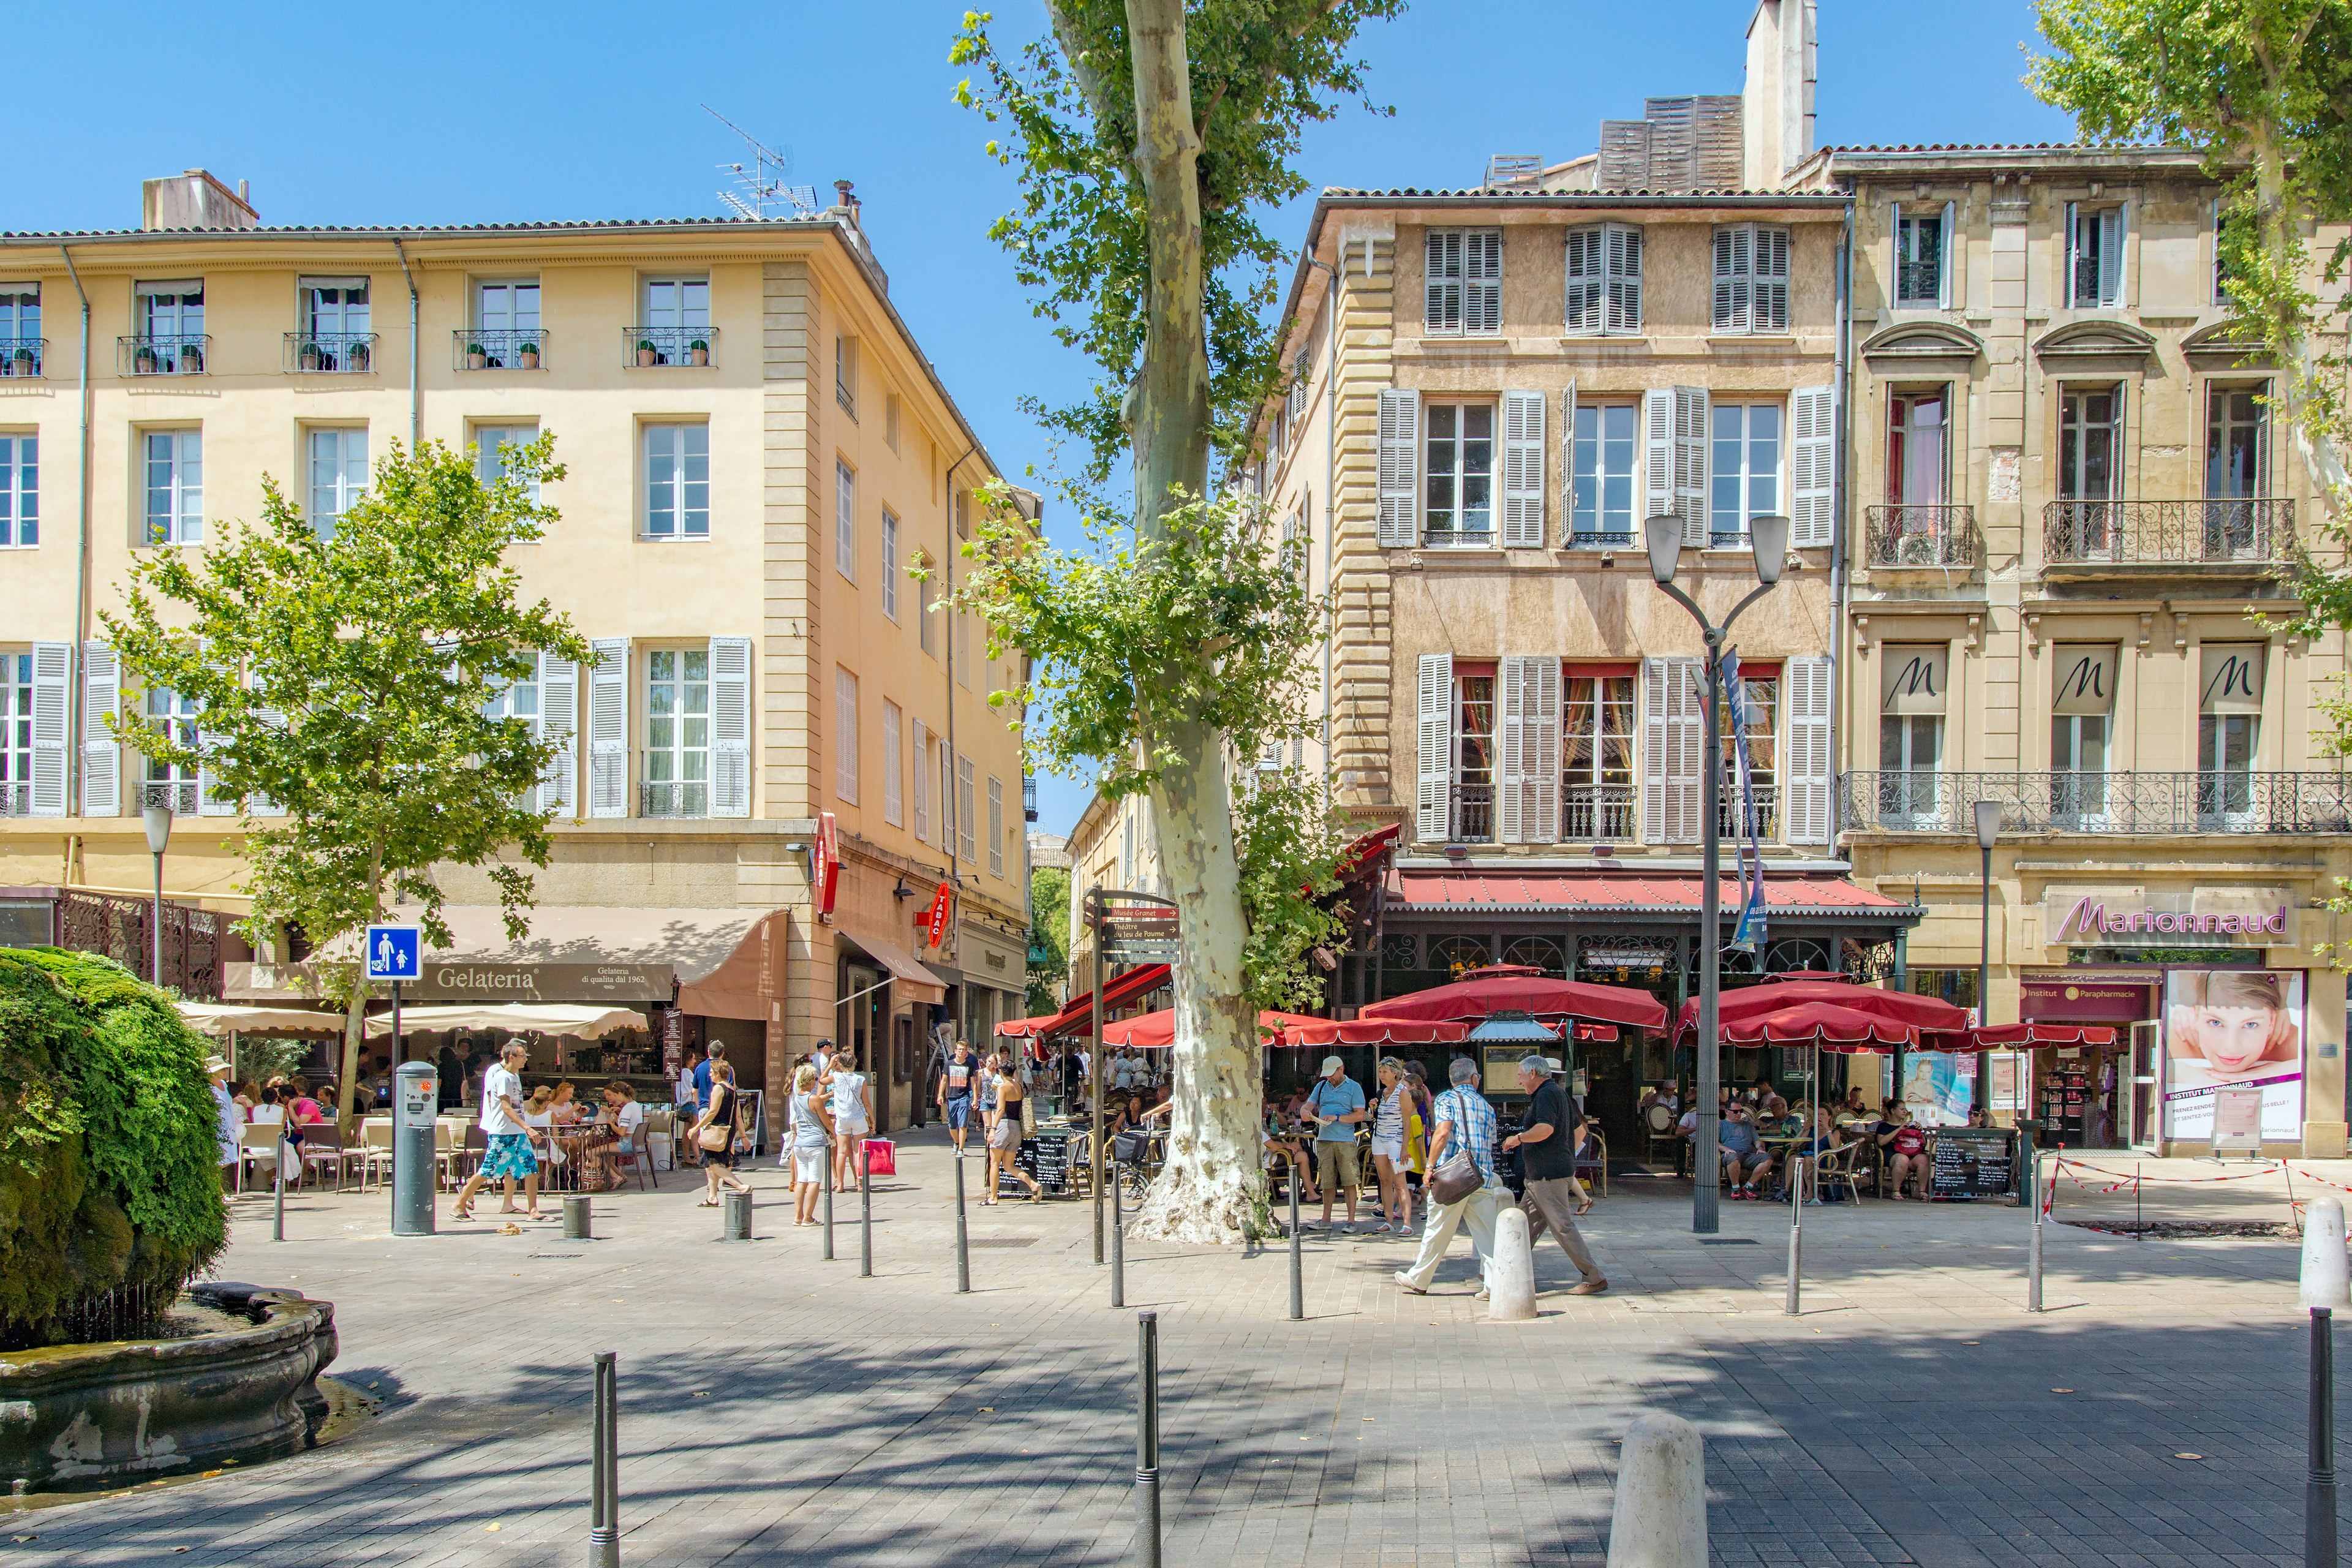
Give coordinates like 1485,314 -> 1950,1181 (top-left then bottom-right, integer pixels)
141,168 -> 260,231
1741,0 -> 1817,189
832,179 -> 861,231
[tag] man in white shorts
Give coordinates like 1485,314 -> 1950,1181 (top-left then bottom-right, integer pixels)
828,1044 -> 873,1191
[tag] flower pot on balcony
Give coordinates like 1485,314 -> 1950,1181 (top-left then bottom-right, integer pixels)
349,343 -> 370,372
688,341 -> 709,367
466,345 -> 487,370
299,345 -> 320,371
519,345 -> 538,370
134,347 -> 159,375
6,349 -> 28,377
179,347 -> 202,373
635,342 -> 658,367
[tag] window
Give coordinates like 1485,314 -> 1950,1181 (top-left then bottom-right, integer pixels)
643,423 -> 709,539
1895,212 -> 1943,306
306,428 -> 366,538
1279,507 -> 1309,586
1711,224 -> 1789,334
1454,670 -> 1496,842
2067,204 -> 2125,308
1570,404 -> 1637,545
2051,645 -> 2116,826
1,652 -> 31,813
0,434 -> 33,546
1286,352 -> 1310,426
1423,403 -> 1494,546
1877,645 -> 1946,825
881,701 -> 903,826
881,510 -> 899,618
957,755 -> 976,860
835,461 -> 856,579
138,282 -> 203,339
142,430 -> 201,545
1709,404 -> 1781,545
2206,385 -> 2267,499
645,649 -> 710,816
2200,644 -> 2263,823
1562,672 -> 1634,840
1566,223 -> 1642,335
474,424 -> 540,502
2058,386 -> 2121,500
300,277 -> 369,337
1423,229 -> 1501,336
1719,671 -> 1779,839
644,277 -> 709,330
1,285 -> 39,375
482,663 -> 540,729
144,685 -> 200,805
835,668 -> 859,804
987,775 -> 1005,877
475,281 -> 540,334
1886,393 -> 1947,506
835,337 -> 858,419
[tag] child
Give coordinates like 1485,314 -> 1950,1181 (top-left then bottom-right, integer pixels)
2169,971 -> 2299,1080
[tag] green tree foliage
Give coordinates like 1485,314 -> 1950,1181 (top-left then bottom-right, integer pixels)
0,948 -> 226,1349
1027,862 -> 1072,1013
101,434 -> 590,1118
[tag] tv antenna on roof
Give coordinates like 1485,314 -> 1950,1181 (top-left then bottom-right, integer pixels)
703,104 -> 819,220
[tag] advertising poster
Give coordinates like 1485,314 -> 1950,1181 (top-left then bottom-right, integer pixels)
2163,970 -> 2304,1142
1897,1052 -> 1977,1127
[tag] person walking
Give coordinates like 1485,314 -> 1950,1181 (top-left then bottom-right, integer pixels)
986,1049 -> 1044,1204
790,1063 -> 834,1226
695,1060 -> 753,1207
828,1047 -> 873,1192
1369,1058 -> 1414,1234
453,1041 -> 544,1222
938,1039 -> 981,1157
1395,1057 -> 1507,1297
1303,1055 -> 1368,1231
1502,1056 -> 1608,1297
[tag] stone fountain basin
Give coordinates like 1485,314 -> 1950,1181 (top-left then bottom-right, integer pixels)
0,1283 -> 337,1493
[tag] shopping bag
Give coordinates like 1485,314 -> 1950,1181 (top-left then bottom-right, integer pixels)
862,1137 -> 897,1177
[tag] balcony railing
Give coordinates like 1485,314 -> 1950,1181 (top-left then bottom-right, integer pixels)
641,780 -> 708,818
1839,769 -> 2352,835
1564,783 -> 1636,842
284,333 -> 377,374
1719,781 -> 1779,841
1454,785 -> 1494,843
0,780 -> 30,816
119,335 -> 209,376
1865,504 -> 1976,567
141,780 -> 199,817
454,330 -> 547,371
1,337 -> 45,377
2043,498 -> 2294,566
1895,260 -> 1942,305
1569,529 -> 1637,549
624,328 -> 716,368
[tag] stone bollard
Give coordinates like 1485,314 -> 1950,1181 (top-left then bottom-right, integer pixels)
1487,1205 -> 1537,1322
723,1188 -> 752,1242
1605,1413 -> 1706,1568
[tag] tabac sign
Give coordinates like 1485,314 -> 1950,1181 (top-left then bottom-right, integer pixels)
2043,888 -> 2296,948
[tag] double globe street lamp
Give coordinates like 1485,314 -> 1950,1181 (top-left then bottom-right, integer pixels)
1644,509 -> 1790,1235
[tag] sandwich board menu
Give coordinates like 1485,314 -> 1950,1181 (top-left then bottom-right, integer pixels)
1929,1128 -> 2015,1200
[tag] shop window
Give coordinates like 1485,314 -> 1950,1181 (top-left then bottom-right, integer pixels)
1378,933 -> 1419,973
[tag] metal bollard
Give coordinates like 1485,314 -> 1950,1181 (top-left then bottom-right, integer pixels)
1784,1154 -> 1803,1317
823,1166 -> 835,1261
2314,1308 -> 2339,1568
723,1188 -> 752,1242
586,1351 -> 620,1568
860,1158 -> 872,1278
273,1133 -> 287,1243
1112,1164 -> 1126,1310
564,1194 -> 592,1240
955,1150 -> 971,1294
1287,1170 -> 1303,1322
2028,1150 -> 2045,1313
1134,1310 -> 1162,1568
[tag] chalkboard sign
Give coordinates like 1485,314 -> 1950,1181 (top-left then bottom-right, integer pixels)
1008,1131 -> 1074,1196
1929,1128 -> 2015,1200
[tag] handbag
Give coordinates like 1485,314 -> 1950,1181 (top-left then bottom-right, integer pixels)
1426,1091 -> 1485,1205
696,1088 -> 733,1152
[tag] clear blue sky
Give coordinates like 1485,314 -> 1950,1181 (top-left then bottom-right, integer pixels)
14,1 -> 2077,840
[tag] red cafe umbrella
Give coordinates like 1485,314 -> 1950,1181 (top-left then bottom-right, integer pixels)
995,1014 -> 1059,1039
1717,1001 -> 1920,1052
1099,1008 -> 1332,1050
1968,1022 -> 2119,1049
1360,971 -> 1666,1032
1279,1016 -> 1475,1048
1678,978 -> 1970,1044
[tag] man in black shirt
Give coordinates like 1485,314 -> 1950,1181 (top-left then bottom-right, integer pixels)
1501,1056 -> 1608,1296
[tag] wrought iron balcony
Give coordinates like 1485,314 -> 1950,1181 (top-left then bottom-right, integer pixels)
1564,783 -> 1637,842
284,333 -> 377,374
1895,260 -> 1942,306
641,780 -> 708,818
454,330 -> 546,371
1719,781 -> 1779,841
1023,772 -> 1039,823
1569,530 -> 1637,549
0,780 -> 30,816
1839,769 -> 2352,835
624,328 -> 716,368
1864,504 -> 1975,567
119,335 -> 208,376
141,780 -> 198,817
1453,785 -> 1494,843
2043,498 -> 2294,567
1,337 -> 45,377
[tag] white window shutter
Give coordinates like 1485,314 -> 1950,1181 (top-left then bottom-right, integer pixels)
911,717 -> 930,842
1664,657 -> 1703,845
2064,202 -> 2081,306
245,673 -> 284,818
197,694 -> 236,817
29,641 -> 68,817
1713,224 -> 1749,333
1466,230 -> 1502,334
1642,389 -> 1675,537
1673,386 -> 1711,546
1501,390 -> 1546,548
1938,201 -> 1956,309
538,652 -> 579,818
587,638 -> 628,818
80,644 -> 119,818
2100,206 -> 2126,306
1785,655 -> 1833,845
709,635 -> 752,818
1377,388 -> 1420,547
1790,385 -> 1835,548
1565,227 -> 1603,335
1415,652 -> 1452,842
1754,226 -> 1789,332
1528,657 -> 1561,844
1640,656 -> 1668,845
1498,657 -> 1527,843
1423,231 -> 1457,333
1559,379 -> 1578,547
1607,223 -> 1643,333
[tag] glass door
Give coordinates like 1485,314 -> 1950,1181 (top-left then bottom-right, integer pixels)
2128,1020 -> 2161,1149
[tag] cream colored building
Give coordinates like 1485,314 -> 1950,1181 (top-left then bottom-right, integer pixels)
0,170 -> 1033,1128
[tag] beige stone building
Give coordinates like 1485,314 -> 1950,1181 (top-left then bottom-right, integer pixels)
0,170 -> 1033,1131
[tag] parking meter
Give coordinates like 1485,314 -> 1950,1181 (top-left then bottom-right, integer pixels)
392,1059 -> 438,1236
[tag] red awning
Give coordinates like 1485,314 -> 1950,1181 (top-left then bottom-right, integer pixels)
1387,869 -> 1916,918
1334,824 -> 1401,884
1039,963 -> 1173,1039
1969,1022 -> 2119,1050
1719,1001 -> 1920,1052
995,1014 -> 1060,1039
1280,1017 -> 1476,1047
1362,973 -> 1666,1031
1676,977 -> 1970,1045
1101,1008 -> 1329,1050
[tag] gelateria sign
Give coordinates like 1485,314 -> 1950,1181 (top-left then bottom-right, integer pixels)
2042,888 -> 2296,948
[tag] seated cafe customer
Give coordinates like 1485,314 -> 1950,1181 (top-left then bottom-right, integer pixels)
1719,1104 -> 1774,1199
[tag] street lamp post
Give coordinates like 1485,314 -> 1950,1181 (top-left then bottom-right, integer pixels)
1975,799 -> 2001,1118
1645,510 -> 1790,1235
142,802 -> 173,989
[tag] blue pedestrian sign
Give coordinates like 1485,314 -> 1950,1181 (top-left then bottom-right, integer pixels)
365,924 -> 423,983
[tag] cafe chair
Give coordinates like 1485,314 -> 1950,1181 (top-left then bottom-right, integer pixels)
235,1120 -> 284,1193
1574,1126 -> 1608,1198
358,1119 -> 396,1190
299,1121 -> 361,1191
1812,1140 -> 1865,1206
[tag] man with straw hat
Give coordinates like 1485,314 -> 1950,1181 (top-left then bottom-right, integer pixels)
206,1057 -> 243,1191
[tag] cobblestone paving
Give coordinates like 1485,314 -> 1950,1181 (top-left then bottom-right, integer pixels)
1,1137 -> 2337,1567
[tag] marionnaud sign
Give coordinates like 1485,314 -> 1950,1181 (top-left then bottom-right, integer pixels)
365,924 -> 422,982
2045,890 -> 2293,946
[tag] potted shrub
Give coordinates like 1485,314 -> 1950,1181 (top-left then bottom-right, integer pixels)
134,343 -> 159,375
179,342 -> 202,373
349,340 -> 371,372
688,338 -> 709,367
518,341 -> 539,370
635,337 -> 658,368
466,342 -> 487,371
299,341 -> 320,371
7,345 -> 30,377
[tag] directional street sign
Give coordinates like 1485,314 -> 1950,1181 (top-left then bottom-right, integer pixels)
365,924 -> 423,984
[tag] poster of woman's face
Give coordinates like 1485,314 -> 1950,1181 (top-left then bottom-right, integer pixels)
2163,970 -> 2304,1141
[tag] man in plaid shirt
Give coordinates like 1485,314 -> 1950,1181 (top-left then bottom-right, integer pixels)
1395,1057 -> 1507,1297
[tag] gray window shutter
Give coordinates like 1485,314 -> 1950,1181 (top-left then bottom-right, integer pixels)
197,693 -> 236,817
538,651 -> 579,818
587,638 -> 628,818
709,635 -> 752,818
245,674 -> 284,818
1377,388 -> 1420,547
29,641 -> 68,817
1565,227 -> 1604,336
2100,206 -> 2127,306
1465,229 -> 1502,334
1754,226 -> 1790,332
1938,201 -> 1956,309
1607,223 -> 1643,333
911,716 -> 930,842
1712,224 -> 1749,333
1501,390 -> 1546,548
1673,385 -> 1711,546
1790,385 -> 1836,548
80,643 -> 119,818
1662,657 -> 1702,845
1424,231 -> 1460,334
1785,655 -> 1833,845
1501,655 -> 1559,845
1642,388 -> 1675,537
1641,656 -> 1669,844
1559,379 -> 1578,546
1415,652 -> 1452,842
1498,657 -> 1526,845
